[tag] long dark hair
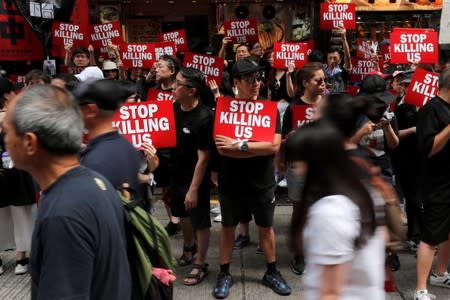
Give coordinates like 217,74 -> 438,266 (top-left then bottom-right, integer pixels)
294,62 -> 323,98
285,121 -> 376,249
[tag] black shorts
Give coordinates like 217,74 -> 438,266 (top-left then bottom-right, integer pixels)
422,200 -> 450,246
220,187 -> 276,228
170,181 -> 211,230
153,151 -> 171,187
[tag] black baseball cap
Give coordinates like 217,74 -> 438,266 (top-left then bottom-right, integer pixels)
73,79 -> 126,111
232,58 -> 264,78
359,75 -> 395,108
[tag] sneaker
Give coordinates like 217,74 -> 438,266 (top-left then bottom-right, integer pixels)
15,258 -> 29,275
277,178 -> 287,188
213,214 -> 222,223
430,271 -> 450,288
213,272 -> 233,299
164,221 -> 180,236
403,240 -> 418,252
210,206 -> 221,214
262,271 -> 291,296
233,234 -> 250,249
414,290 -> 436,300
387,252 -> 400,271
255,244 -> 263,255
290,256 -> 305,275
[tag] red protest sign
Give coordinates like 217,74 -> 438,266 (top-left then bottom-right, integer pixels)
320,3 -> 356,30
146,89 -> 174,102
273,42 -> 309,69
158,29 -> 189,53
120,43 -> 155,68
90,21 -> 122,58
356,38 -> 377,60
292,105 -> 315,129
214,97 -> 278,142
390,29 -> 438,64
223,18 -> 259,44
183,52 -> 224,86
350,58 -> 378,82
153,41 -> 176,60
112,101 -> 176,149
404,68 -> 439,107
52,22 -> 88,51
0,2 -> 44,61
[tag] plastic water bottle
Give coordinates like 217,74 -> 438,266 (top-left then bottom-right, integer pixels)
2,152 -> 13,169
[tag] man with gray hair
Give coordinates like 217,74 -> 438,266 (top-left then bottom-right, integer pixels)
2,85 -> 131,300
414,69 -> 450,300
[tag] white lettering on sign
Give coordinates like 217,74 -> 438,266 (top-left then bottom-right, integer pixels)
296,107 -> 314,127
54,23 -> 84,43
185,55 -> 220,78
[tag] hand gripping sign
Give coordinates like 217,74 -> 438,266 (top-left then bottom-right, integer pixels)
146,89 -> 174,102
112,101 -> 176,149
120,43 -> 155,68
90,21 -> 123,58
273,42 -> 309,69
223,18 -> 259,44
214,97 -> 278,142
183,52 -> 224,86
390,28 -> 438,64
404,68 -> 439,107
292,105 -> 315,129
320,3 -> 356,30
158,29 -> 189,53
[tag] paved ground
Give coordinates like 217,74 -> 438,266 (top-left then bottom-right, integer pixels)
1,200 -> 449,300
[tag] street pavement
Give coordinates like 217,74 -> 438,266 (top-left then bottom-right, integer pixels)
1,199 -> 449,300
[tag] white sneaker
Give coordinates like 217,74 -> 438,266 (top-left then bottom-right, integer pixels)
15,263 -> 28,275
430,271 -> 450,288
213,214 -> 222,223
414,290 -> 436,300
210,206 -> 221,214
277,178 -> 287,188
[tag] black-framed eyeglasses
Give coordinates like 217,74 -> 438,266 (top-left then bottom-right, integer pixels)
175,81 -> 193,88
242,75 -> 262,84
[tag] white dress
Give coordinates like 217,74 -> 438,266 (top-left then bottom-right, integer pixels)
303,195 -> 385,300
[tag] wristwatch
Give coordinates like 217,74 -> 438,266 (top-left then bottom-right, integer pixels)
238,140 -> 248,152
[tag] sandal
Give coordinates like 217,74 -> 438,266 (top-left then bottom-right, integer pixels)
178,244 -> 197,267
183,263 -> 209,286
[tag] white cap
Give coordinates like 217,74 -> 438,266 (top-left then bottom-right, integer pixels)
75,66 -> 104,82
103,60 -> 118,71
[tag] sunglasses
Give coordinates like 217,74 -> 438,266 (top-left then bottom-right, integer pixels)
242,75 -> 262,84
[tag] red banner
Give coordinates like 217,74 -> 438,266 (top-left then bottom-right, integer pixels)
320,3 -> 356,30
390,28 -> 438,64
153,41 -> 176,60
0,0 -> 44,61
292,105 -> 315,129
146,89 -> 174,102
183,52 -> 224,86
120,43 -> 155,68
223,18 -> 259,44
112,101 -> 176,149
356,38 -> 377,60
272,42 -> 309,69
158,29 -> 188,53
349,58 -> 378,82
90,21 -> 122,58
214,97 -> 278,142
404,68 -> 439,107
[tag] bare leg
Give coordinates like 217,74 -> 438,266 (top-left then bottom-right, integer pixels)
195,228 -> 210,265
416,241 -> 437,291
15,251 -> 26,261
435,235 -> 450,276
259,226 -> 276,263
220,226 -> 236,264
239,222 -> 249,237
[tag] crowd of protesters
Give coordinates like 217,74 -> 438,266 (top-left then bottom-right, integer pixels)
0,24 -> 449,300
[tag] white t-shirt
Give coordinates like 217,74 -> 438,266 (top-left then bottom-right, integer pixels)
303,195 -> 385,300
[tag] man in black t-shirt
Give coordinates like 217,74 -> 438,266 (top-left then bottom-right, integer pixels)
213,58 -> 291,299
414,69 -> 450,300
170,68 -> 214,286
2,85 -> 131,300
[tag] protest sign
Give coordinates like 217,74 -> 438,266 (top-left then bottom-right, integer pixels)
390,28 -> 438,64
183,52 -> 224,85
214,97 -> 278,142
273,42 -> 309,69
153,41 -> 176,60
404,68 -> 439,107
90,21 -> 122,58
112,101 -> 176,149
292,105 -> 315,129
350,58 -> 378,82
158,29 -> 188,53
120,43 -> 155,68
320,3 -> 356,30
146,88 -> 174,102
52,22 -> 88,50
223,18 -> 259,44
